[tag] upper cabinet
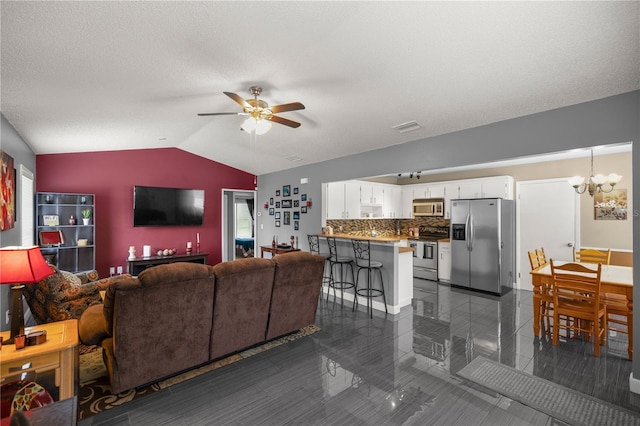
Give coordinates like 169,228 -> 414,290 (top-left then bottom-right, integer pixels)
382,185 -> 402,218
450,176 -> 514,200
325,176 -> 514,221
360,183 -> 384,205
326,181 -> 361,219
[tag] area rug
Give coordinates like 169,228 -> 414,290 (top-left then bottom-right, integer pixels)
457,356 -> 640,426
78,325 -> 320,420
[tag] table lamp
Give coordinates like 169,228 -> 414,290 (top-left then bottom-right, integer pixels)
0,246 -> 54,344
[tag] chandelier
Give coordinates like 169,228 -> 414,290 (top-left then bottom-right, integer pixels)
568,149 -> 622,196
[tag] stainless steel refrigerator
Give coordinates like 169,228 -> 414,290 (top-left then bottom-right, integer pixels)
450,198 -> 515,295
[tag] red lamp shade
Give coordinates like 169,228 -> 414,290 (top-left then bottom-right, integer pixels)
0,246 -> 54,344
0,246 -> 54,284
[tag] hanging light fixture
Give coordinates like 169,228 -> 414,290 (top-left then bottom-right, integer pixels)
568,149 -> 622,196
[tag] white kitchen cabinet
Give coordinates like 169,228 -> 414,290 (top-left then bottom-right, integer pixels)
457,180 -> 481,199
443,183 -> 459,219
480,176 -> 514,199
382,185 -> 402,218
452,176 -> 514,200
401,186 -> 414,218
425,183 -> 445,198
326,181 -> 361,219
438,241 -> 451,282
360,182 -> 384,205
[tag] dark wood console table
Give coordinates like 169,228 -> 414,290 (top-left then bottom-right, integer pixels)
127,252 -> 208,275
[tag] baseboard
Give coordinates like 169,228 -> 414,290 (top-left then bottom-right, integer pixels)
630,373 -> 640,394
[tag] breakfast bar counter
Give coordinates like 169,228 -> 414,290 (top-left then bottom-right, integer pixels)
317,233 -> 413,314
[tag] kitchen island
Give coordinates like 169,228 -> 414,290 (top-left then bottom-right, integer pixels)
317,233 -> 413,314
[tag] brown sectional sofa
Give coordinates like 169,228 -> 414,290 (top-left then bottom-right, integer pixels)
79,251 -> 324,394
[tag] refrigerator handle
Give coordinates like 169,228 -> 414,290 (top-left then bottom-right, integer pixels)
466,213 -> 472,251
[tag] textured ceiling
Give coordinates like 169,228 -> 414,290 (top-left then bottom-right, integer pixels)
1,1 -> 638,175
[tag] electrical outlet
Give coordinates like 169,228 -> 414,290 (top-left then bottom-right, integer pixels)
6,309 -> 10,325
109,267 -> 115,276
117,266 -> 123,275
610,330 -> 617,337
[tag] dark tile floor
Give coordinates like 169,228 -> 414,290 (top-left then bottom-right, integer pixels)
79,279 -> 640,425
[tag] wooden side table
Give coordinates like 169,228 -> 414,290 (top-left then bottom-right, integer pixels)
260,245 -> 301,257
0,319 -> 79,401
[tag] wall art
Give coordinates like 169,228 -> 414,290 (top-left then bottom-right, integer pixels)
1,150 -> 16,231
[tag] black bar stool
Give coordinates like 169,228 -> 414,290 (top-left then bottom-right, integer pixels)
326,237 -> 356,308
307,234 -> 331,290
351,239 -> 387,317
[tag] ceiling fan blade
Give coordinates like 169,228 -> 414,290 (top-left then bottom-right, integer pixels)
269,102 -> 305,114
224,92 -> 252,109
197,112 -> 246,116
268,115 -> 301,128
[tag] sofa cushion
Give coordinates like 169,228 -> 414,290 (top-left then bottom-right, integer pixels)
266,252 -> 325,340
209,257 -> 275,360
78,303 -> 108,346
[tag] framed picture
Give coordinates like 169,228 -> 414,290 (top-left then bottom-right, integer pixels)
275,201 -> 281,208
293,211 -> 300,220
276,190 -> 281,196
282,199 -> 292,208
294,221 -> 299,231
269,208 -> 274,215
0,150 -> 16,231
269,197 -> 274,206
283,211 -> 291,225
275,211 -> 281,219
293,187 -> 299,195
275,220 -> 281,227
294,200 -> 299,207
594,189 -> 628,220
283,185 -> 291,197
301,206 -> 307,213
301,194 -> 307,201
43,215 -> 60,226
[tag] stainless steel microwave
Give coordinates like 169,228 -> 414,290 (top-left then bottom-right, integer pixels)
412,198 -> 444,217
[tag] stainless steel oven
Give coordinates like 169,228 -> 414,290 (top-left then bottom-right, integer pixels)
409,239 -> 438,281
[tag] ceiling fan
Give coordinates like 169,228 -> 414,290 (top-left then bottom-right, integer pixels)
198,86 -> 305,134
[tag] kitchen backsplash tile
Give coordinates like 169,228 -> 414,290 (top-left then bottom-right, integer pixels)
326,218 -> 449,237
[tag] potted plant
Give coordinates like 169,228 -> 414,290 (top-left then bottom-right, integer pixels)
81,209 -> 91,225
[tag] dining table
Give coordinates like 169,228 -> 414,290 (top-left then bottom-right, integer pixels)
530,261 -> 633,359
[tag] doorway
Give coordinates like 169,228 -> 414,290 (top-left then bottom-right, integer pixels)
221,189 -> 257,262
516,178 -> 580,291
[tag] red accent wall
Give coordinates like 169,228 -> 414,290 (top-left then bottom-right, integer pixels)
36,148 -> 255,277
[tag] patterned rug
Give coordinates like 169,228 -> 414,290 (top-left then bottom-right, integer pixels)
78,325 -> 320,420
458,356 -> 640,426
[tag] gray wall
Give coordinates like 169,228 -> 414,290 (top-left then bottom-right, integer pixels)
0,113 -> 38,331
257,91 -> 640,383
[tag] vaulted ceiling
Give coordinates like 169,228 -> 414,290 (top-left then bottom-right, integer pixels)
2,1 -> 638,175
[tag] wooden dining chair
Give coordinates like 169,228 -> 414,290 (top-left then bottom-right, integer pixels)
550,260 -> 607,357
528,251 -> 541,269
601,293 -> 632,360
574,248 -> 611,265
535,248 -> 547,265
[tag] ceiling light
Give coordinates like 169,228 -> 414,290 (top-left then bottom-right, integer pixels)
241,117 -> 257,133
255,119 -> 272,135
568,149 -> 622,196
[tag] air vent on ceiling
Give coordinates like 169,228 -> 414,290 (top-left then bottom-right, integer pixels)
285,155 -> 303,162
392,120 -> 422,134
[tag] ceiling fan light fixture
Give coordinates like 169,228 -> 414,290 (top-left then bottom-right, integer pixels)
255,119 -> 272,135
241,117 -> 257,133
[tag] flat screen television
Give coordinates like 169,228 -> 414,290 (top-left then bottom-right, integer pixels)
133,186 -> 204,227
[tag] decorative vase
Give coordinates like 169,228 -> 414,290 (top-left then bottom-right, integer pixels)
68,216 -> 76,225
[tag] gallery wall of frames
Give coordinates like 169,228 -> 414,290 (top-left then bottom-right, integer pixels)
265,184 -> 311,231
